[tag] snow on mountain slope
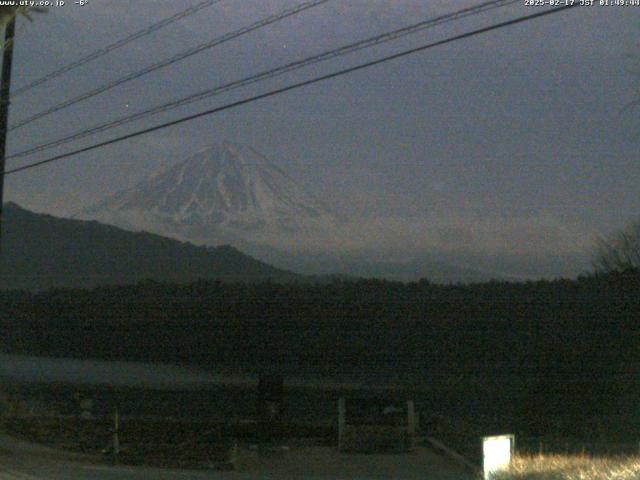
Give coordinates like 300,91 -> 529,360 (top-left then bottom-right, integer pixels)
82,143 -> 340,247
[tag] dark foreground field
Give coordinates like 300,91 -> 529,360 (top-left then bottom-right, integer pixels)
1,270 -> 639,462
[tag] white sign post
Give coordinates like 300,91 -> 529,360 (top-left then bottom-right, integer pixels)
483,434 -> 515,480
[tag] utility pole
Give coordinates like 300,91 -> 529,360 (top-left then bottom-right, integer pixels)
0,16 -> 16,254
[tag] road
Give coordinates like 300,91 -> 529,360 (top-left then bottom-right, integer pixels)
0,434 -> 474,479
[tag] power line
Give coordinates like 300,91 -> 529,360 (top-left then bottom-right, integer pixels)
8,0 -> 330,131
13,0 -> 224,97
2,4 -> 579,178
8,0 -> 520,161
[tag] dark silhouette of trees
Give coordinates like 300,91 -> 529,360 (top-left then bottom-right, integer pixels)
592,218 -> 640,273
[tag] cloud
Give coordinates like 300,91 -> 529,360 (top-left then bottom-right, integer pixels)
249,210 -> 595,261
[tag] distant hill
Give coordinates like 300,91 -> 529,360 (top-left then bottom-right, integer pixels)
0,202 -> 298,291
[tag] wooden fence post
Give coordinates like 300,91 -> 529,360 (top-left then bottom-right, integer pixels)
113,408 -> 120,464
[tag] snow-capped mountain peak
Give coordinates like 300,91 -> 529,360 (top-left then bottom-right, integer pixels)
83,142 -> 339,247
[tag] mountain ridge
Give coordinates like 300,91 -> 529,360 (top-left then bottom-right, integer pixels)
0,202 -> 298,291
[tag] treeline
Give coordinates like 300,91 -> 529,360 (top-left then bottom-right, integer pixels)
1,270 -> 639,439
1,270 -> 638,367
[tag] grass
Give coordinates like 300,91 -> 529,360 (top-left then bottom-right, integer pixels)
494,455 -> 640,480
0,416 -> 236,468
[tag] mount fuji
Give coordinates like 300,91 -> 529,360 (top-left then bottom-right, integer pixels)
80,142 -> 534,282
82,142 -> 340,249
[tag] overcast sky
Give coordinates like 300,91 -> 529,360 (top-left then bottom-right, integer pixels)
3,0 -> 639,270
